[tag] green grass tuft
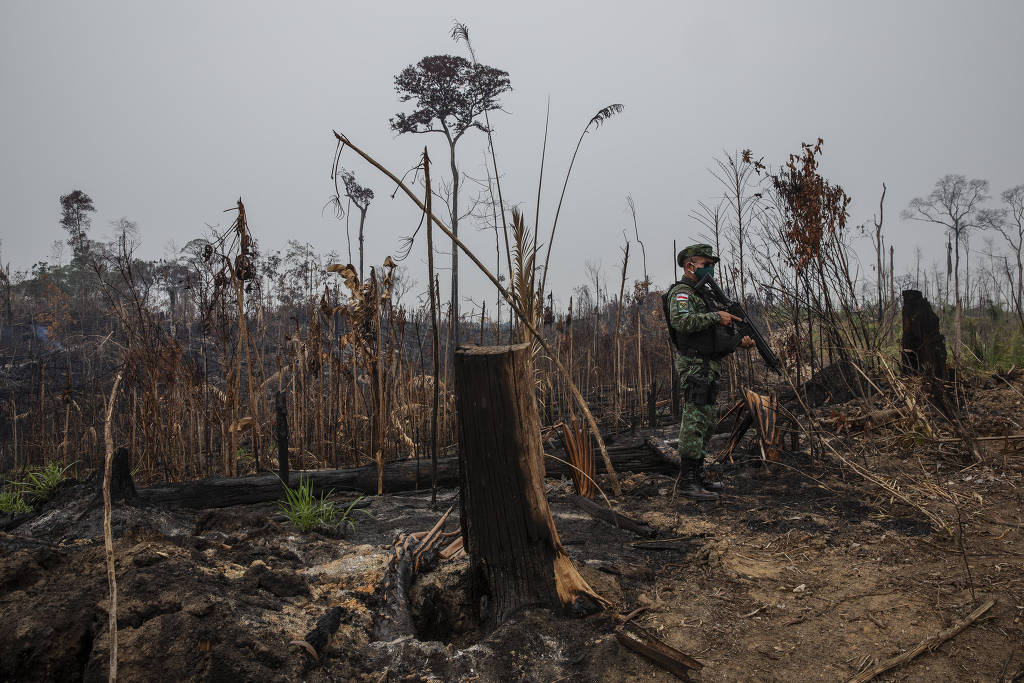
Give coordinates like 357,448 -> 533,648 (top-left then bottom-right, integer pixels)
0,487 -> 32,515
20,461 -> 75,501
277,476 -> 368,534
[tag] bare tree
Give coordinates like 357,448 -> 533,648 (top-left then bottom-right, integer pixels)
712,151 -> 762,303
990,185 -> 1024,319
902,175 -> 991,357
625,195 -> 647,283
690,198 -> 726,275
871,183 -> 887,321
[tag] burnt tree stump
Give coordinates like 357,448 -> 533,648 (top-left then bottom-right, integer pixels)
454,343 -> 605,627
109,446 -> 136,502
902,290 -> 955,418
901,290 -> 947,380
275,390 -> 288,485
95,446 -> 136,504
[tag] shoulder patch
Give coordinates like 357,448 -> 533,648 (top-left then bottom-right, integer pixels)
675,291 -> 689,312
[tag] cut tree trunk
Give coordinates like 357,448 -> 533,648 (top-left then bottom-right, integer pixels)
454,343 -> 606,628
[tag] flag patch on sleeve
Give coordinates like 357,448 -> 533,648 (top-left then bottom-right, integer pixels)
675,292 -> 689,312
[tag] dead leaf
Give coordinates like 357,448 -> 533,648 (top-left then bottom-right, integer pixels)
229,416 -> 258,433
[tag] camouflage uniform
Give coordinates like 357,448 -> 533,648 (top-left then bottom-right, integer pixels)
666,278 -> 722,465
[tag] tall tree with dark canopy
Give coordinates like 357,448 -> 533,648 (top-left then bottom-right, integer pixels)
58,189 -> 95,263
902,175 -> 991,358
391,54 -> 511,349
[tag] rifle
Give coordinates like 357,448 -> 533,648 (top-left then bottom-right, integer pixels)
696,274 -> 782,374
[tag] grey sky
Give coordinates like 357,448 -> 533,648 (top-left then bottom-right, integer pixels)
2,0 -> 1022,310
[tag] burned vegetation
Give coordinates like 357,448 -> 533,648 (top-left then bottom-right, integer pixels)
3,29 -> 1024,683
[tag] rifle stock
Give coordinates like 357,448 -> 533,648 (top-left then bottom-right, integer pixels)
698,275 -> 782,374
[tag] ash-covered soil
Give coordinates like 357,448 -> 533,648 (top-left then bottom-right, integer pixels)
2,426 -> 1023,681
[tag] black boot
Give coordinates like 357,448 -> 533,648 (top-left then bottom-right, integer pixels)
696,461 -> 723,492
676,460 -> 720,501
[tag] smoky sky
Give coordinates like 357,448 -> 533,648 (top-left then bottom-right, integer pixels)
2,0 -> 1022,309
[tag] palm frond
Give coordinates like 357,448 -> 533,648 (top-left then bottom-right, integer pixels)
589,103 -> 624,129
510,208 -> 538,338
451,21 -> 470,45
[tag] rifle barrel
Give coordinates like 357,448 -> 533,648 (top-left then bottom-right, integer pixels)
704,277 -> 782,373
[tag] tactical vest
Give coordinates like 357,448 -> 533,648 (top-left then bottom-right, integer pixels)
662,280 -> 740,359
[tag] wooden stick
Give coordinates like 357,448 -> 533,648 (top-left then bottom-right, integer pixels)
615,620 -> 704,680
102,371 -> 123,683
439,535 -> 464,560
846,598 -> 996,683
932,434 -> 1024,444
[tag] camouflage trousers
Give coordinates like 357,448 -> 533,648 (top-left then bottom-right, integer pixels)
674,353 -> 721,464
677,399 -> 717,463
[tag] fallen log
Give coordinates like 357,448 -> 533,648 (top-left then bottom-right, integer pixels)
568,495 -> 657,538
135,438 -> 670,509
646,432 -> 737,468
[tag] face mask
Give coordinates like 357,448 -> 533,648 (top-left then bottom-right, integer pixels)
694,265 -> 715,280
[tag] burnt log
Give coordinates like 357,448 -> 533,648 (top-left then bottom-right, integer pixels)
135,438 -> 671,510
568,495 -> 657,538
454,343 -> 606,627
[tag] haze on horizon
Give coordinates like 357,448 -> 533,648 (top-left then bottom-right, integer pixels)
2,0 -> 1022,308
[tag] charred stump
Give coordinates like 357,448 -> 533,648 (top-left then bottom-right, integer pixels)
454,343 -> 606,627
902,290 -> 956,419
98,446 -> 136,503
901,290 -> 947,381
275,390 -> 288,485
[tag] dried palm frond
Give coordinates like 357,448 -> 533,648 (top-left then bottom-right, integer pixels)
228,416 -> 258,433
510,208 -> 538,341
450,21 -> 470,45
589,103 -> 624,129
327,263 -> 362,301
560,413 -> 595,498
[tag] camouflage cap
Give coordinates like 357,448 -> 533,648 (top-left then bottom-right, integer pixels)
677,243 -> 720,267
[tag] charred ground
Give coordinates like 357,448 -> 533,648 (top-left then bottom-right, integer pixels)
2,374 -> 1022,682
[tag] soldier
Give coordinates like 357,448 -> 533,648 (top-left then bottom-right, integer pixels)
665,244 -> 755,500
